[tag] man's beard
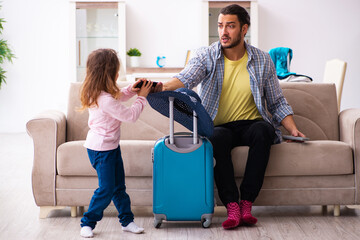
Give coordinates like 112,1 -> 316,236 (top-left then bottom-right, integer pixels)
221,33 -> 242,49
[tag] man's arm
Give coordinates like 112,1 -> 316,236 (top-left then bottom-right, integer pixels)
153,47 -> 209,93
154,78 -> 185,92
263,53 -> 305,139
281,115 -> 305,137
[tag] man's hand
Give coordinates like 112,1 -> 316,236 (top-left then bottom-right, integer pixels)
281,115 -> 306,142
152,78 -> 185,93
289,129 -> 306,138
152,82 -> 163,93
286,130 -> 306,142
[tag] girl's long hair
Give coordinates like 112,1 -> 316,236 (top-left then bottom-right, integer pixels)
80,48 -> 120,110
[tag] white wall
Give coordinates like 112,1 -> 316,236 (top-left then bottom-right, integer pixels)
0,0 -> 359,132
125,0 -> 206,67
0,0 -> 70,132
258,0 -> 360,112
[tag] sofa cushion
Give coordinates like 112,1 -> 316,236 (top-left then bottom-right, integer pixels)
58,139 -> 353,178
231,140 -> 353,177
57,140 -> 155,177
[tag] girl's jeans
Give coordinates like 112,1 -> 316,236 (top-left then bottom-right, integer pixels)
81,146 -> 134,229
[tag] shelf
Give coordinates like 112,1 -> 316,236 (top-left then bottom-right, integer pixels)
126,67 -> 183,74
76,36 -> 118,38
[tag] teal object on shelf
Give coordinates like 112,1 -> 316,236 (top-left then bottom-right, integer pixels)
156,56 -> 166,68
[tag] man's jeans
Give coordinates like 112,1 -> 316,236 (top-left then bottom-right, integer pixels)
209,120 -> 276,205
81,146 -> 134,229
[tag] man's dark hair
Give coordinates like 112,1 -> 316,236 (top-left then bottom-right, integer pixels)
220,4 -> 250,27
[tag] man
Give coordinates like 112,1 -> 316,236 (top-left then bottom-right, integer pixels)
155,4 -> 305,230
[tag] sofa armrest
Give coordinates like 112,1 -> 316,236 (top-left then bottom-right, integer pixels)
26,110 -> 66,206
339,108 -> 360,204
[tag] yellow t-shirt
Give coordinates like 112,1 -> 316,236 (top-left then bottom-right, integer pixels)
213,51 -> 262,126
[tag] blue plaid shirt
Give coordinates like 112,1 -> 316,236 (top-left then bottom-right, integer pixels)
174,41 -> 293,143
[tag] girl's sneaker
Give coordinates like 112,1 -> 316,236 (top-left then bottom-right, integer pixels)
122,222 -> 144,234
80,226 -> 94,238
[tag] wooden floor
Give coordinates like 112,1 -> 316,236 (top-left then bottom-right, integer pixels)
1,133 -> 360,240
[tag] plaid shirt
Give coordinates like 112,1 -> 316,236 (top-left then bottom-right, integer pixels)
174,41 -> 293,143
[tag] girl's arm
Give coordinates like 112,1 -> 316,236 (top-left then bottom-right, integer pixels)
103,80 -> 152,122
119,78 -> 149,102
103,95 -> 147,123
119,84 -> 136,102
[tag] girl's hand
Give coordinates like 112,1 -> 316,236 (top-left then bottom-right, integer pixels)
138,80 -> 153,97
131,78 -> 147,92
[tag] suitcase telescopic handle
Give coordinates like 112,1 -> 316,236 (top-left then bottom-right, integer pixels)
169,97 -> 174,144
193,111 -> 198,144
169,96 -> 198,145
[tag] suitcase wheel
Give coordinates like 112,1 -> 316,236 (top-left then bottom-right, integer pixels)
154,219 -> 162,228
201,218 -> 211,228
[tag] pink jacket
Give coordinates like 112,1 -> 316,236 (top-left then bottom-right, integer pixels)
84,84 -> 147,151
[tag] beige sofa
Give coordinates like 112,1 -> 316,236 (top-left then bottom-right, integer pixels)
26,81 -> 360,218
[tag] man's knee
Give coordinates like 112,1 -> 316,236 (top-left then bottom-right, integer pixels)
209,127 -> 232,147
209,126 -> 234,159
249,121 -> 275,143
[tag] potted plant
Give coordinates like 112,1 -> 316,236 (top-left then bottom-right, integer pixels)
127,48 -> 141,68
0,5 -> 15,89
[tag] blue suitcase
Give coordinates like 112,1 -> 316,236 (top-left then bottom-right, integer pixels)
152,96 -> 214,228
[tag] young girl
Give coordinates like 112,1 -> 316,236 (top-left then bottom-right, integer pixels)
79,48 -> 152,238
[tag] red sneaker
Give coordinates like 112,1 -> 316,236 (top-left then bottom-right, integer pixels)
222,202 -> 241,230
240,200 -> 257,225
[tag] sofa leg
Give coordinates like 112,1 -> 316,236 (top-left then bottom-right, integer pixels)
71,206 -> 77,217
334,205 -> 340,216
79,206 -> 85,216
322,205 -> 327,214
39,206 -> 66,219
